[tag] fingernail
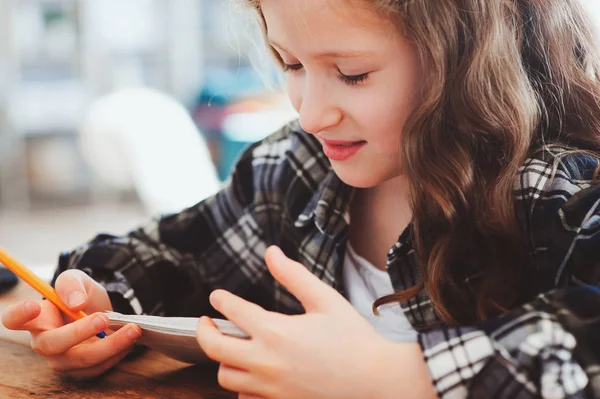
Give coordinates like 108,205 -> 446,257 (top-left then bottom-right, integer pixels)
270,246 -> 284,260
68,291 -> 85,308
92,315 -> 107,331
24,301 -> 35,315
127,326 -> 141,341
209,291 -> 221,307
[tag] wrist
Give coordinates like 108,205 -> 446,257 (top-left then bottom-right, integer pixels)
372,340 -> 437,399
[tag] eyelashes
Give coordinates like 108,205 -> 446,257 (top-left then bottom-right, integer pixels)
282,63 -> 303,72
282,63 -> 370,86
338,72 -> 369,85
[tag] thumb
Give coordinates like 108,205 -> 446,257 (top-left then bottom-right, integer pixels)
265,246 -> 347,312
54,269 -> 112,314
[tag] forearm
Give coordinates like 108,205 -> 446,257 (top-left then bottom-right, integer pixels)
53,221 -> 211,317
376,342 -> 437,399
417,287 -> 599,398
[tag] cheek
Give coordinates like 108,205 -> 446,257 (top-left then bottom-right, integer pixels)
349,96 -> 404,147
362,89 -> 417,148
286,77 -> 303,114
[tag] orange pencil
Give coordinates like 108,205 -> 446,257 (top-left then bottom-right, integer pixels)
0,246 -> 106,338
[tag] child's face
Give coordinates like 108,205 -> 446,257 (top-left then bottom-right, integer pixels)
262,0 -> 422,188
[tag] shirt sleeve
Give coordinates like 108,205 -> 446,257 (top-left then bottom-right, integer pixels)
52,138 -> 279,317
418,183 -> 600,398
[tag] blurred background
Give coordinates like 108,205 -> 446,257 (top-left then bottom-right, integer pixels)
0,0 -> 599,280
0,0 -> 297,278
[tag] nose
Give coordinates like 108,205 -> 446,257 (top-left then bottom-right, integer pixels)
296,78 -> 342,135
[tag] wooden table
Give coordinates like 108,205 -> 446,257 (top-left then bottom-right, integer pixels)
0,282 -> 236,398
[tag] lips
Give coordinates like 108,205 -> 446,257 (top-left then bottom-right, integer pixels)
320,139 -> 366,161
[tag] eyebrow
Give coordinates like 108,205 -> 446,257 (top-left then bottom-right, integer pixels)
267,38 -> 370,59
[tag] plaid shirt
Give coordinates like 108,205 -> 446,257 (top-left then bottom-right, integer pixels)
55,121 -> 600,398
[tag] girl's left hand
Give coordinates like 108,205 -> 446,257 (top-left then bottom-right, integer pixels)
196,246 -> 436,399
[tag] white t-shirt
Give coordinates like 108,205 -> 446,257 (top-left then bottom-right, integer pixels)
343,244 -> 417,342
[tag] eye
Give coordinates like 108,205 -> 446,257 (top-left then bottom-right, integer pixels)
338,72 -> 370,85
282,63 -> 303,72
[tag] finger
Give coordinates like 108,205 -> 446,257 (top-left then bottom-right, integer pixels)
265,246 -> 344,312
58,347 -> 132,381
1,300 -> 41,330
3,300 -> 63,334
49,323 -> 141,372
54,270 -> 111,314
196,316 -> 253,369
209,290 -> 269,336
30,300 -> 66,332
31,312 -> 109,356
218,364 -> 263,396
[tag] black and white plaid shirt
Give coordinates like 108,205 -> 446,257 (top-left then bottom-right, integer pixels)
55,121 -> 600,398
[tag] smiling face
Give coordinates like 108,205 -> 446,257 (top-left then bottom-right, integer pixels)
261,0 -> 423,188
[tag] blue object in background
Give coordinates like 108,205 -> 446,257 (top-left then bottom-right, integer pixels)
194,67 -> 273,107
191,66 -> 285,180
219,110 -> 296,180
219,135 -> 253,180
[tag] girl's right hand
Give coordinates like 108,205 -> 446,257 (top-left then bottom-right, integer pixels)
1,269 -> 142,380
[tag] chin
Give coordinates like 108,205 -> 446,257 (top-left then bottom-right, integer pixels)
331,158 -> 404,188
331,165 -> 386,188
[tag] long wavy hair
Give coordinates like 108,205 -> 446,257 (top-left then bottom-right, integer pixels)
245,0 -> 600,325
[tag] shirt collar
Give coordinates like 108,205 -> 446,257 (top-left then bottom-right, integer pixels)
293,168 -> 355,237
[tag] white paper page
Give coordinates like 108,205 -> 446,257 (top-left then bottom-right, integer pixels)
105,311 -> 249,363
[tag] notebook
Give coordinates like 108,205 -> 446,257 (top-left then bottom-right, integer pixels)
105,311 -> 249,364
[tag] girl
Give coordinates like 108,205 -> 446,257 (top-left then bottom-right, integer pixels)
3,0 -> 600,397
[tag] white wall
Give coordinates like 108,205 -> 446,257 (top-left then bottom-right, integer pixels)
581,0 -> 600,30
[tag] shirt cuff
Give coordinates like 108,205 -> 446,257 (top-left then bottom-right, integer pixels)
418,327 -> 494,398
103,271 -> 144,315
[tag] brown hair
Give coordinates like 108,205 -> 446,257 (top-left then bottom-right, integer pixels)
245,0 -> 600,325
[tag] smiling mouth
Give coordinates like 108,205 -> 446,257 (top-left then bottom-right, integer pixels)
321,140 -> 366,161
318,136 -> 366,145
331,141 -> 365,146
